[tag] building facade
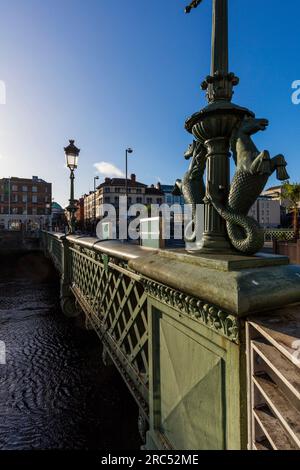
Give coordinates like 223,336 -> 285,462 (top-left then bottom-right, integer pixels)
262,185 -> 300,209
83,191 -> 96,225
82,174 -> 165,225
75,197 -> 85,229
0,176 -> 52,230
248,196 -> 281,228
158,183 -> 185,208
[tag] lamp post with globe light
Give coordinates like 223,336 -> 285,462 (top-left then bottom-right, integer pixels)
64,139 -> 80,235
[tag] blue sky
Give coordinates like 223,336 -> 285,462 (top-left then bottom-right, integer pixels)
0,0 -> 299,206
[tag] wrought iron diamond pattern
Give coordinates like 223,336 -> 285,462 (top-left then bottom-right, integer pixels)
69,244 -> 149,404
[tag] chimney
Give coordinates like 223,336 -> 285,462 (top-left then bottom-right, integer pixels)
156,182 -> 161,191
131,174 -> 136,183
105,177 -> 110,183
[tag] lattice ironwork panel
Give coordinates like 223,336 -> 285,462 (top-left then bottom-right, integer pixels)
69,244 -> 149,414
43,233 -> 63,274
264,229 -> 295,242
50,237 -> 63,273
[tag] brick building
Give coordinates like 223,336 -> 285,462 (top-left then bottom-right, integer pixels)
75,197 -> 85,229
0,176 -> 52,230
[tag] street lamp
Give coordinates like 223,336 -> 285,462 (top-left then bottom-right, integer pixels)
125,147 -> 133,207
64,139 -> 80,234
94,175 -> 99,231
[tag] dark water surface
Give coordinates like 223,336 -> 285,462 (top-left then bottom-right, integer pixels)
0,252 -> 140,450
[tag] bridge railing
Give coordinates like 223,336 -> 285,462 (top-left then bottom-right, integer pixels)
67,237 -> 150,420
264,229 -> 295,242
41,231 -> 64,274
42,232 -> 153,424
42,231 -> 300,450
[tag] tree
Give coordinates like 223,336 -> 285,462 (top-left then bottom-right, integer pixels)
282,182 -> 300,239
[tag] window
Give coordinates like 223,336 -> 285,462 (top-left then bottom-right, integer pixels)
128,188 -> 131,193
22,195 -> 27,203
32,195 -> 37,203
32,208 -> 37,215
128,197 -> 132,205
136,188 -> 142,194
136,197 -> 142,204
12,207 -> 18,214
32,186 -> 37,193
23,207 -> 27,215
13,194 -> 18,203
146,198 -> 153,204
0,195 -> 4,202
22,186 -> 27,192
115,188 -> 121,193
104,197 -> 110,203
157,198 -> 162,204
12,185 -> 18,192
104,187 -> 110,193
114,196 -> 119,203
45,196 -> 49,203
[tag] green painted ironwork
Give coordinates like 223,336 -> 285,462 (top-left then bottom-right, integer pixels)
68,243 -> 149,417
43,231 -> 299,450
41,232 -> 246,438
42,231 -> 64,274
264,229 -> 295,242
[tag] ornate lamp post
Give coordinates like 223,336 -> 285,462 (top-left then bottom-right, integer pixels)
64,139 -> 80,234
185,0 -> 253,253
125,147 -> 133,207
93,175 -> 99,231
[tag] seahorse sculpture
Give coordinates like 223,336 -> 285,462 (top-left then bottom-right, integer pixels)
173,140 -> 206,242
208,116 -> 289,255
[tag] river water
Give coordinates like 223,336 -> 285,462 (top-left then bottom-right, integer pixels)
0,252 -> 140,450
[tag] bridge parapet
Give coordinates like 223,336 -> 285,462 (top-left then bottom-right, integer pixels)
42,231 -> 300,450
42,232 -> 156,431
41,231 -> 65,273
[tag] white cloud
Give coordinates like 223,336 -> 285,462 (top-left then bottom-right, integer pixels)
94,161 -> 124,178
